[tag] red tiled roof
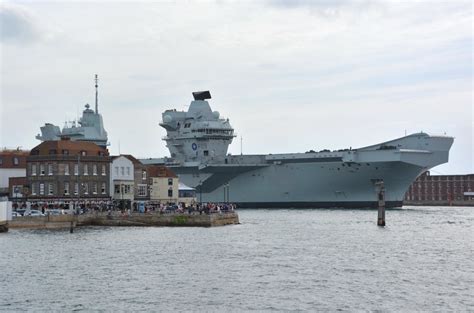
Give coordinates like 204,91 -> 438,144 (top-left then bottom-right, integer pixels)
0,150 -> 29,168
146,165 -> 177,178
30,138 -> 109,156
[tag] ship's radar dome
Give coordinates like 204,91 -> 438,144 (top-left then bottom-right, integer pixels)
163,115 -> 173,123
213,111 -> 220,119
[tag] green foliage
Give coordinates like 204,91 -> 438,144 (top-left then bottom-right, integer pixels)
173,215 -> 188,225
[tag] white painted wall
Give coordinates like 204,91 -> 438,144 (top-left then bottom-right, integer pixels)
109,156 -> 134,196
0,201 -> 13,221
0,168 -> 26,188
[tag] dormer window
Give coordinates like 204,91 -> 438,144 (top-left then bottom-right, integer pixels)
62,149 -> 69,155
184,123 -> 192,128
80,151 -> 87,156
49,149 -> 57,155
13,157 -> 19,165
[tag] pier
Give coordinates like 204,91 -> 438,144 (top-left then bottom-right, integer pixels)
7,211 -> 239,230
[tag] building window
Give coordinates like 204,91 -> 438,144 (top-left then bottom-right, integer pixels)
74,164 -> 79,175
0,157 -> 2,165
39,183 -> 45,195
48,183 -> 54,195
32,164 -> 37,176
64,182 -> 69,195
49,149 -> 57,155
93,164 -> 97,175
101,183 -> 106,194
121,167 -> 125,176
168,178 -> 173,186
124,185 -> 131,194
84,164 -> 88,175
115,167 -> 119,176
13,157 -> 19,165
40,164 -> 45,176
102,165 -> 106,176
142,170 -> 146,180
64,164 -> 70,175
114,184 -> 121,194
203,150 -> 209,156
48,163 -> 53,175
80,150 -> 87,156
126,167 -> 130,176
31,183 -> 36,195
62,149 -> 69,155
93,183 -> 98,194
83,183 -> 89,194
168,188 -> 173,197
138,185 -> 147,196
74,183 -> 79,195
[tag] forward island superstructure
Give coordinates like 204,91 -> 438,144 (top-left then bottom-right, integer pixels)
146,91 -> 454,208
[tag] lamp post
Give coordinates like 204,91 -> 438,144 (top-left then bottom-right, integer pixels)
76,154 -> 80,214
120,183 -> 124,211
199,180 -> 202,205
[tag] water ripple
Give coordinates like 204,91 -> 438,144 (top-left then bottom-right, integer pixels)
0,206 -> 473,311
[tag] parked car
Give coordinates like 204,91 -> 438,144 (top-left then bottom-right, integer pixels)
15,209 -> 26,216
26,210 -> 45,217
46,209 -> 61,216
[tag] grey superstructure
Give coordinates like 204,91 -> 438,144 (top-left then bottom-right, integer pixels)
36,75 -> 108,148
147,90 -> 454,208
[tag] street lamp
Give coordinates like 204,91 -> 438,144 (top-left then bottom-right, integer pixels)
198,180 -> 202,205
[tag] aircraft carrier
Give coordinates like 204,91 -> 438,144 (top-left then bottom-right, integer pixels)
144,90 -> 454,208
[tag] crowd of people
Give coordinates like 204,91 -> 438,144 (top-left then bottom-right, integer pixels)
134,202 -> 236,215
12,200 -> 237,217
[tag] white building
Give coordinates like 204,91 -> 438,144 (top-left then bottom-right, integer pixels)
110,156 -> 135,206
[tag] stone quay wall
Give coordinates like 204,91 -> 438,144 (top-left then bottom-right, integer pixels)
8,212 -> 239,229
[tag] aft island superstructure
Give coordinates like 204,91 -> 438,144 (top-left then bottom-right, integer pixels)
36,75 -> 108,148
146,91 -> 454,208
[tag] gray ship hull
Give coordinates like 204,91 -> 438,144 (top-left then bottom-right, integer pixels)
165,134 -> 454,208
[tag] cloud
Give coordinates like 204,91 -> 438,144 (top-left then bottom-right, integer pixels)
0,4 -> 40,44
267,0 -> 376,13
0,1 -> 472,173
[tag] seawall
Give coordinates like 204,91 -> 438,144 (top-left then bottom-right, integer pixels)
0,222 -> 8,233
8,212 -> 239,229
404,200 -> 474,207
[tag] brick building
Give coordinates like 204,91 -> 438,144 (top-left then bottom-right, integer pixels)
27,138 -> 111,207
404,171 -> 474,206
0,149 -> 29,198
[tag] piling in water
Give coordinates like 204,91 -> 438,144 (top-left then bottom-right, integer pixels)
377,183 -> 386,227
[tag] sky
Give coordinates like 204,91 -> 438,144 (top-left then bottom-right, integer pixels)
0,0 -> 472,174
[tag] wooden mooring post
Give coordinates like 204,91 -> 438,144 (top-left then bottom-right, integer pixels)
375,181 -> 386,226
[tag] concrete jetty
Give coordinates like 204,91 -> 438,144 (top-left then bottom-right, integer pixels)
0,222 -> 8,233
8,211 -> 239,230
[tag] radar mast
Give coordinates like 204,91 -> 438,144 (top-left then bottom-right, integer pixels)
95,74 -> 99,114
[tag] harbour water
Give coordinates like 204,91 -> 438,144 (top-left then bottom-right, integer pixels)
1,207 -> 472,311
